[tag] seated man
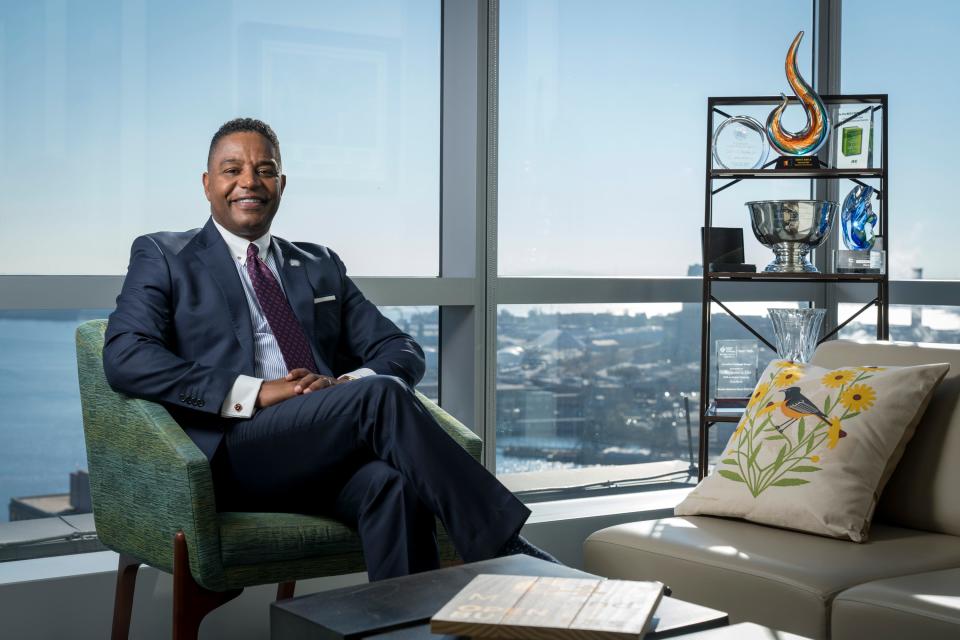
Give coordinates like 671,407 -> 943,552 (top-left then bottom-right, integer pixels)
103,118 -> 555,580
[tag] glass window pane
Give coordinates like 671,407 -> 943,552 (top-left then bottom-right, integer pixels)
498,1 -> 813,276
0,310 -> 109,523
496,302 -> 812,486
839,304 -> 960,343
842,1 -> 957,279
496,303 -> 701,483
1,1 -> 439,276
377,306 -> 439,402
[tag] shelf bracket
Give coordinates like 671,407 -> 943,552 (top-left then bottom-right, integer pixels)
709,296 -> 778,352
711,179 -> 742,196
818,297 -> 878,344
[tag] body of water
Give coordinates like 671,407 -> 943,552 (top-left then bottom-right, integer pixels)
0,314 -> 103,521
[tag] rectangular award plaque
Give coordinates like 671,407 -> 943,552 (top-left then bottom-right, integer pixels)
716,340 -> 759,401
836,108 -> 874,169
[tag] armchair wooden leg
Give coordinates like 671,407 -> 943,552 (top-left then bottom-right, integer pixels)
173,531 -> 242,640
276,581 -> 296,600
111,553 -> 141,640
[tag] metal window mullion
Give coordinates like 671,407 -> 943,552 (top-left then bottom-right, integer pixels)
814,0 -> 843,332
483,0 -> 499,471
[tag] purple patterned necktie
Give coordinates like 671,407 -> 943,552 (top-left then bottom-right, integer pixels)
246,243 -> 318,373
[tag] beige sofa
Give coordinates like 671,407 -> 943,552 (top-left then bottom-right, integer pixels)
584,340 -> 960,640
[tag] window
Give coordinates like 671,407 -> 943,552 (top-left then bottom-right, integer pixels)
839,304 -> 960,343
0,310 -> 109,522
842,0 -> 959,279
497,0 -> 813,276
376,306 -> 440,402
495,302 -> 799,479
0,1 -> 440,276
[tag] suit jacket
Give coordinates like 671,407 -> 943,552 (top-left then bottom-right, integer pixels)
103,218 -> 426,460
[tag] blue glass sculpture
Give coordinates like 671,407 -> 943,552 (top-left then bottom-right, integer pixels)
840,185 -> 877,250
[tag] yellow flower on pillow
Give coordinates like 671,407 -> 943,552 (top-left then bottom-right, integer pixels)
773,366 -> 804,388
822,369 -> 856,388
748,383 -> 770,408
841,384 -> 876,412
856,365 -> 887,372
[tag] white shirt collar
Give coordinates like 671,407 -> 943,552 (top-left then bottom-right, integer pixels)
212,218 -> 272,265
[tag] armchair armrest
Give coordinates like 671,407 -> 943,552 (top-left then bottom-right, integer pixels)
414,391 -> 482,462
77,321 -> 227,590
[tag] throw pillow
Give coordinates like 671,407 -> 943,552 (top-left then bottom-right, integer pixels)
676,358 -> 949,541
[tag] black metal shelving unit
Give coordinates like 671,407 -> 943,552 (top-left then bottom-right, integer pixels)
698,94 -> 890,480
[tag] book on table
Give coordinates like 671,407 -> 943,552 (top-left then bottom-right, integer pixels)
430,574 -> 665,639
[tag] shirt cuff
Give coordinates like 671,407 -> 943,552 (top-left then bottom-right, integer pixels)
339,367 -> 376,381
220,375 -> 263,418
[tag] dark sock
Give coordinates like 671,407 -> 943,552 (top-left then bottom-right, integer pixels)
496,534 -> 561,564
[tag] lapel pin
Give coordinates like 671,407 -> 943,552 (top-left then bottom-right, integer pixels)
289,259 -> 301,267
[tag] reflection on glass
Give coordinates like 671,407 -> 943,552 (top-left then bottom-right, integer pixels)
1,1 -> 440,276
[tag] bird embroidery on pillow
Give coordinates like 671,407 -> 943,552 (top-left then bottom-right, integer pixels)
722,361 -> 879,496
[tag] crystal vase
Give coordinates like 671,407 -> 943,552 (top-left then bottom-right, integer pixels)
768,308 -> 826,363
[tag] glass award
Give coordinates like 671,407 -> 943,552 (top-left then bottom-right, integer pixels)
835,108 -> 875,169
712,115 -> 770,170
715,339 -> 759,404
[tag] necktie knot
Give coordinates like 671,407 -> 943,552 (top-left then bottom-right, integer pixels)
246,243 -> 260,262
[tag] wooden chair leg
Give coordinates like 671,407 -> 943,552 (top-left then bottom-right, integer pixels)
111,553 -> 141,640
276,581 -> 296,600
173,531 -> 242,640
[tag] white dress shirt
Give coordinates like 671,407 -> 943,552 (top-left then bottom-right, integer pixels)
212,220 -> 373,418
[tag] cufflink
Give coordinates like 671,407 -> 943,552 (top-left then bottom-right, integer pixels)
234,403 -> 243,412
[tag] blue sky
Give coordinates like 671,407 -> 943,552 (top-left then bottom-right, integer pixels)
0,1 -> 954,278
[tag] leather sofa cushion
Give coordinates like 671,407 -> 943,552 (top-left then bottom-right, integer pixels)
583,516 -> 960,639
812,340 -> 960,536
832,568 -> 960,640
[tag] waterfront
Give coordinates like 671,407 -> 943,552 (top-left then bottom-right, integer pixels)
2,303 -> 958,521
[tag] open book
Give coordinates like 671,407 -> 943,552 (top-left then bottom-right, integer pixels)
431,574 -> 664,639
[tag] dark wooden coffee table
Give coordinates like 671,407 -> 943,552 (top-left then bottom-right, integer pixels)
271,555 -> 728,639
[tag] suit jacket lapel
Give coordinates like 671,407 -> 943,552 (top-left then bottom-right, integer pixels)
195,219 -> 256,375
275,239 -> 332,376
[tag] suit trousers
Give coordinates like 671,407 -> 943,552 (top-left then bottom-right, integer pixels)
212,375 -> 530,580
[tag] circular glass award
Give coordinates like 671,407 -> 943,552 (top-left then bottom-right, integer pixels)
712,115 -> 770,170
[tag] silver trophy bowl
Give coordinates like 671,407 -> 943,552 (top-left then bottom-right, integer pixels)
746,200 -> 838,273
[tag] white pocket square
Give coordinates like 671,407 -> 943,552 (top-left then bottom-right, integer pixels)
314,295 -> 336,303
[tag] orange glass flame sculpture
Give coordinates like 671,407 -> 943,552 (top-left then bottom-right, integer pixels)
765,31 -> 830,156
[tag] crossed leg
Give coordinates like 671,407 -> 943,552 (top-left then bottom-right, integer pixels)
214,375 -> 530,579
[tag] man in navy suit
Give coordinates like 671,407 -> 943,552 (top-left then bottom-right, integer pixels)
103,118 -> 553,580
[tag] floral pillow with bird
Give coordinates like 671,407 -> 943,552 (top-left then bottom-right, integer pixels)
676,358 -> 949,541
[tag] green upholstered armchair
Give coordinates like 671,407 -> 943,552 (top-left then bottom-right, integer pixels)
76,319 -> 480,640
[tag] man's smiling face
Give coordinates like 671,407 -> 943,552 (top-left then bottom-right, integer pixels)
203,131 -> 286,240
